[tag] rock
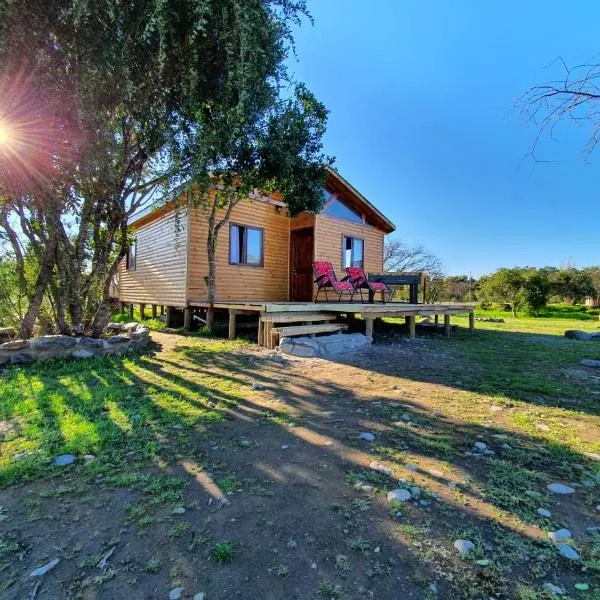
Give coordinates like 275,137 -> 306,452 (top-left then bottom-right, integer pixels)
387,488 -> 412,503
1,339 -> 29,351
105,335 -> 131,345
565,330 -> 594,341
122,322 -> 139,332
419,500 -> 429,507
12,451 -> 31,461
581,479 -> 594,488
359,432 -> 375,442
280,332 -> 370,358
548,529 -> 571,542
535,423 -> 550,431
547,483 -> 576,495
574,583 -> 589,591
30,558 -> 60,577
473,441 -> 487,451
79,337 -> 106,349
354,483 -> 374,493
106,323 -> 123,332
193,594 -> 206,600
586,527 -> 600,534
53,454 -> 76,466
581,359 -> 600,368
453,539 -> 475,556
406,464 -> 418,471
280,444 -> 289,450
490,405 -> 503,412
557,544 -> 580,560
172,424 -> 184,430
72,348 -> 94,359
173,507 -> 186,514
432,410 -> 443,418
400,413 -> 412,422
543,583 -> 564,595
537,508 -> 551,518
0,419 -> 20,441
83,454 -> 95,461
410,486 -> 421,499
250,382 -> 265,391
30,335 -> 77,350
169,587 -> 184,600
10,352 -> 34,365
267,353 -> 285,364
369,462 -> 392,476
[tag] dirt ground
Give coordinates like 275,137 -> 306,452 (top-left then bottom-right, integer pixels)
1,329 -> 599,599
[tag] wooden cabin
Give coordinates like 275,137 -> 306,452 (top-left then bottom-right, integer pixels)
117,169 -> 395,316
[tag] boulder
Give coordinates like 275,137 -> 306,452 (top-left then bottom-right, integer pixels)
122,322 -> 140,332
71,348 -> 94,359
106,323 -> 123,333
279,333 -> 370,358
30,335 -> 77,350
1,339 -> 29,351
564,330 -> 596,341
581,359 -> 600,369
105,335 -> 131,345
78,337 -> 106,349
10,352 -> 34,365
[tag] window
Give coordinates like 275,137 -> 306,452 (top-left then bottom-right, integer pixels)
127,239 -> 137,270
342,236 -> 364,269
230,224 -> 264,266
323,190 -> 363,224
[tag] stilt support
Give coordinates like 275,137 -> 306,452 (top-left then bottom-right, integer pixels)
228,310 -> 238,340
407,315 -> 416,339
128,303 -> 134,320
184,308 -> 193,331
139,303 -> 146,320
151,304 -> 157,319
166,306 -> 175,328
365,317 -> 374,340
444,314 -> 451,337
469,311 -> 475,333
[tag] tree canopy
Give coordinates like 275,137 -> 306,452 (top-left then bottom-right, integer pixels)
0,0 -> 330,337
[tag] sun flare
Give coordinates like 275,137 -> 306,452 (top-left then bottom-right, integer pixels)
0,119 -> 13,148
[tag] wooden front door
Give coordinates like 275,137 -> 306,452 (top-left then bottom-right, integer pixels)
290,227 -> 314,301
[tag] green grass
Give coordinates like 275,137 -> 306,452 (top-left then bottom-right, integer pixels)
0,336 -> 249,487
213,541 -> 233,563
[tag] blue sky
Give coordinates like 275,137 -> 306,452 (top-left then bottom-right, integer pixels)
288,1 -> 600,276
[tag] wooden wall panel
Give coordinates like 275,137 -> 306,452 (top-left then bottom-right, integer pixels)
187,200 -> 290,302
118,209 -> 188,306
314,214 -> 384,276
290,212 -> 315,230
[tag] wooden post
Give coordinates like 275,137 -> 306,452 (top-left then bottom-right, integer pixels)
434,314 -> 439,324
444,314 -> 451,337
365,317 -> 374,339
228,310 -> 237,340
151,304 -> 157,319
160,305 -> 165,316
128,303 -> 134,320
184,308 -> 193,331
120,301 -> 126,313
469,311 -> 475,332
258,317 -> 265,346
165,306 -> 175,328
206,307 -> 215,331
139,303 -> 146,320
265,320 -> 274,349
407,315 -> 416,339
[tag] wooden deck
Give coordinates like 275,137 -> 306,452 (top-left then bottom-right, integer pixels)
188,300 -> 476,347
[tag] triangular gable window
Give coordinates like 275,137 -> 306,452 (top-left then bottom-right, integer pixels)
323,192 -> 363,224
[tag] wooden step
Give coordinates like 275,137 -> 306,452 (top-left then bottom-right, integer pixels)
263,312 -> 338,324
272,323 -> 349,337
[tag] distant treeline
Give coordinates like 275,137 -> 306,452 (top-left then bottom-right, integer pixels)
428,267 -> 600,316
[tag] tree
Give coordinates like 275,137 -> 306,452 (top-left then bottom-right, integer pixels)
479,268 -> 526,316
0,0 -> 329,337
584,266 -> 600,306
383,239 -> 443,274
520,57 -> 600,156
550,269 -> 595,304
522,271 -> 551,313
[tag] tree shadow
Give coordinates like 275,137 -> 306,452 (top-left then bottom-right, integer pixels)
0,332 -> 599,599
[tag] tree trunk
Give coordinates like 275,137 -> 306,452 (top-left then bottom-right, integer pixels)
206,223 -> 218,332
19,239 -> 57,338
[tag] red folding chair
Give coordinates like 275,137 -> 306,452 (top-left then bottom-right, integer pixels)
313,260 -> 356,302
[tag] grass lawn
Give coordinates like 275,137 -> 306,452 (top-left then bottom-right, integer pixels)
1,313 -> 600,599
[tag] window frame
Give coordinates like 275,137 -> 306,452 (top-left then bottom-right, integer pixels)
126,238 -> 137,271
229,222 -> 265,268
342,235 -> 365,270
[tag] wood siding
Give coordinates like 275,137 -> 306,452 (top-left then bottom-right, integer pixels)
187,200 -> 290,302
118,209 -> 188,306
314,214 -> 384,275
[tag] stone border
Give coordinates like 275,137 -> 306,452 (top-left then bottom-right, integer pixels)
279,332 -> 371,358
0,322 -> 150,367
